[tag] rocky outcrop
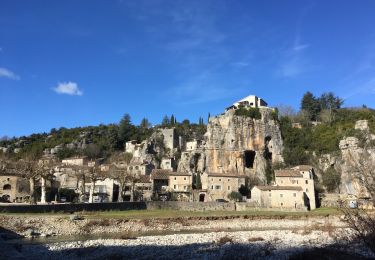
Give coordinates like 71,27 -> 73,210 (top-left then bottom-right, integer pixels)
178,108 -> 284,181
338,134 -> 375,197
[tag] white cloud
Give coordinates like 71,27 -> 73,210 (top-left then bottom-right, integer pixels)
0,67 -> 20,80
53,81 -> 83,96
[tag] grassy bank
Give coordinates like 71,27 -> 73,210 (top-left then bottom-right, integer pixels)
0,207 -> 341,219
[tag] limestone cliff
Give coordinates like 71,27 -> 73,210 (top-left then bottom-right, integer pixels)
178,108 -> 284,181
317,120 -> 375,197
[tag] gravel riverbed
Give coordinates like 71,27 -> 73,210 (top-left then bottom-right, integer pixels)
0,215 -> 374,259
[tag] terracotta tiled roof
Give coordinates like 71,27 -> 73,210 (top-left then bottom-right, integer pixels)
151,169 -> 172,180
169,172 -> 192,176
138,175 -> 151,183
291,165 -> 313,171
255,185 -> 302,191
207,172 -> 246,178
275,170 -> 303,178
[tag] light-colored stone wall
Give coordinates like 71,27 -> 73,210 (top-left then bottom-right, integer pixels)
251,187 -> 305,209
0,176 -> 30,202
62,157 -> 87,166
201,173 -> 245,201
275,171 -> 316,210
169,175 -> 192,192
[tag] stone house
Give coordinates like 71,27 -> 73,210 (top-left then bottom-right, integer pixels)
62,157 -> 88,166
276,166 -> 316,210
251,165 -> 316,210
126,162 -> 154,175
168,172 -> 192,201
85,178 -> 116,202
0,174 -> 30,203
151,169 -> 171,196
251,186 -> 305,209
160,158 -> 176,171
200,173 -> 246,202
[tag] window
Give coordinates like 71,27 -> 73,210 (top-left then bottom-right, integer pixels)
280,194 -> 283,198
219,178 -> 221,181
227,179 -> 230,182
174,177 -> 176,180
281,203 -> 283,206
280,180 -> 283,184
306,188 -> 308,192
215,185 -> 221,190
184,177 -> 186,181
211,185 -> 214,189
174,185 -> 177,189
293,193 -> 296,197
228,186 -> 231,191
269,193 -> 271,197
184,186 -> 187,191
135,166 -> 139,170
297,180 -> 299,184
305,180 -> 308,184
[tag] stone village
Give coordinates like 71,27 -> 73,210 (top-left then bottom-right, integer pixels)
0,95 -> 317,211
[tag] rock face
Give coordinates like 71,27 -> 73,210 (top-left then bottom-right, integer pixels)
338,134 -> 375,197
178,108 -> 284,181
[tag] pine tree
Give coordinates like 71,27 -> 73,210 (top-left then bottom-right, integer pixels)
170,114 -> 175,126
162,115 -> 170,127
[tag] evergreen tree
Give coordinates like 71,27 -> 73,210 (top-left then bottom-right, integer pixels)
119,114 -> 135,146
170,114 -> 175,126
140,118 -> 150,129
195,173 -> 202,189
162,115 -> 170,127
301,92 -> 320,121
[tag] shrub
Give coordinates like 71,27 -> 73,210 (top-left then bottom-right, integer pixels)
217,235 -> 233,245
227,191 -> 243,202
234,107 -> 261,120
248,237 -> 264,242
322,167 -> 341,192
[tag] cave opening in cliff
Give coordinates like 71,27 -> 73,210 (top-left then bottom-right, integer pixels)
244,150 -> 256,168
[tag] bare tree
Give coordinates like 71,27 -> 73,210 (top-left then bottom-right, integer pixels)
15,159 -> 41,204
83,164 -> 102,203
109,164 -> 140,202
37,158 -> 60,203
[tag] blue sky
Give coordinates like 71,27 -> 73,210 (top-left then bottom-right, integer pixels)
1,1 -> 375,137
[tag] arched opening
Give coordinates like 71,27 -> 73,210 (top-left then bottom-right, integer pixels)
199,194 -> 205,202
244,150 -> 256,168
3,184 -> 11,190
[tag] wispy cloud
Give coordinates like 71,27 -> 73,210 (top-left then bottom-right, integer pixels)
53,81 -> 83,96
276,36 -> 310,78
0,67 -> 20,80
231,62 -> 249,67
168,71 -> 242,105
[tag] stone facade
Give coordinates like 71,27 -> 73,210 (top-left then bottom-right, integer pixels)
251,186 -> 305,209
0,175 -> 30,203
200,173 -> 246,202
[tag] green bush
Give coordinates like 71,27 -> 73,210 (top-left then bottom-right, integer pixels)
234,107 -> 262,119
227,191 -> 243,202
322,167 -> 341,192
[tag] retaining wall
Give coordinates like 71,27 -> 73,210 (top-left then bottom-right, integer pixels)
0,201 -> 309,213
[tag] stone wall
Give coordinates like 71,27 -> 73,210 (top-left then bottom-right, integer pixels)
0,201 -> 312,213
0,201 -> 235,213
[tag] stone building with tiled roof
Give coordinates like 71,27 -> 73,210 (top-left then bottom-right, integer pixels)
251,165 -> 316,210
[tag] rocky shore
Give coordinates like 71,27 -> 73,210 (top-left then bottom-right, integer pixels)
0,214 -> 374,259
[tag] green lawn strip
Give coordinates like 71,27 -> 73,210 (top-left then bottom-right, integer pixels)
81,207 -> 340,220
0,207 -> 341,219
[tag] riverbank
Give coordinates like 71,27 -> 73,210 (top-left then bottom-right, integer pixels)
0,209 -> 373,259
0,208 -> 340,237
